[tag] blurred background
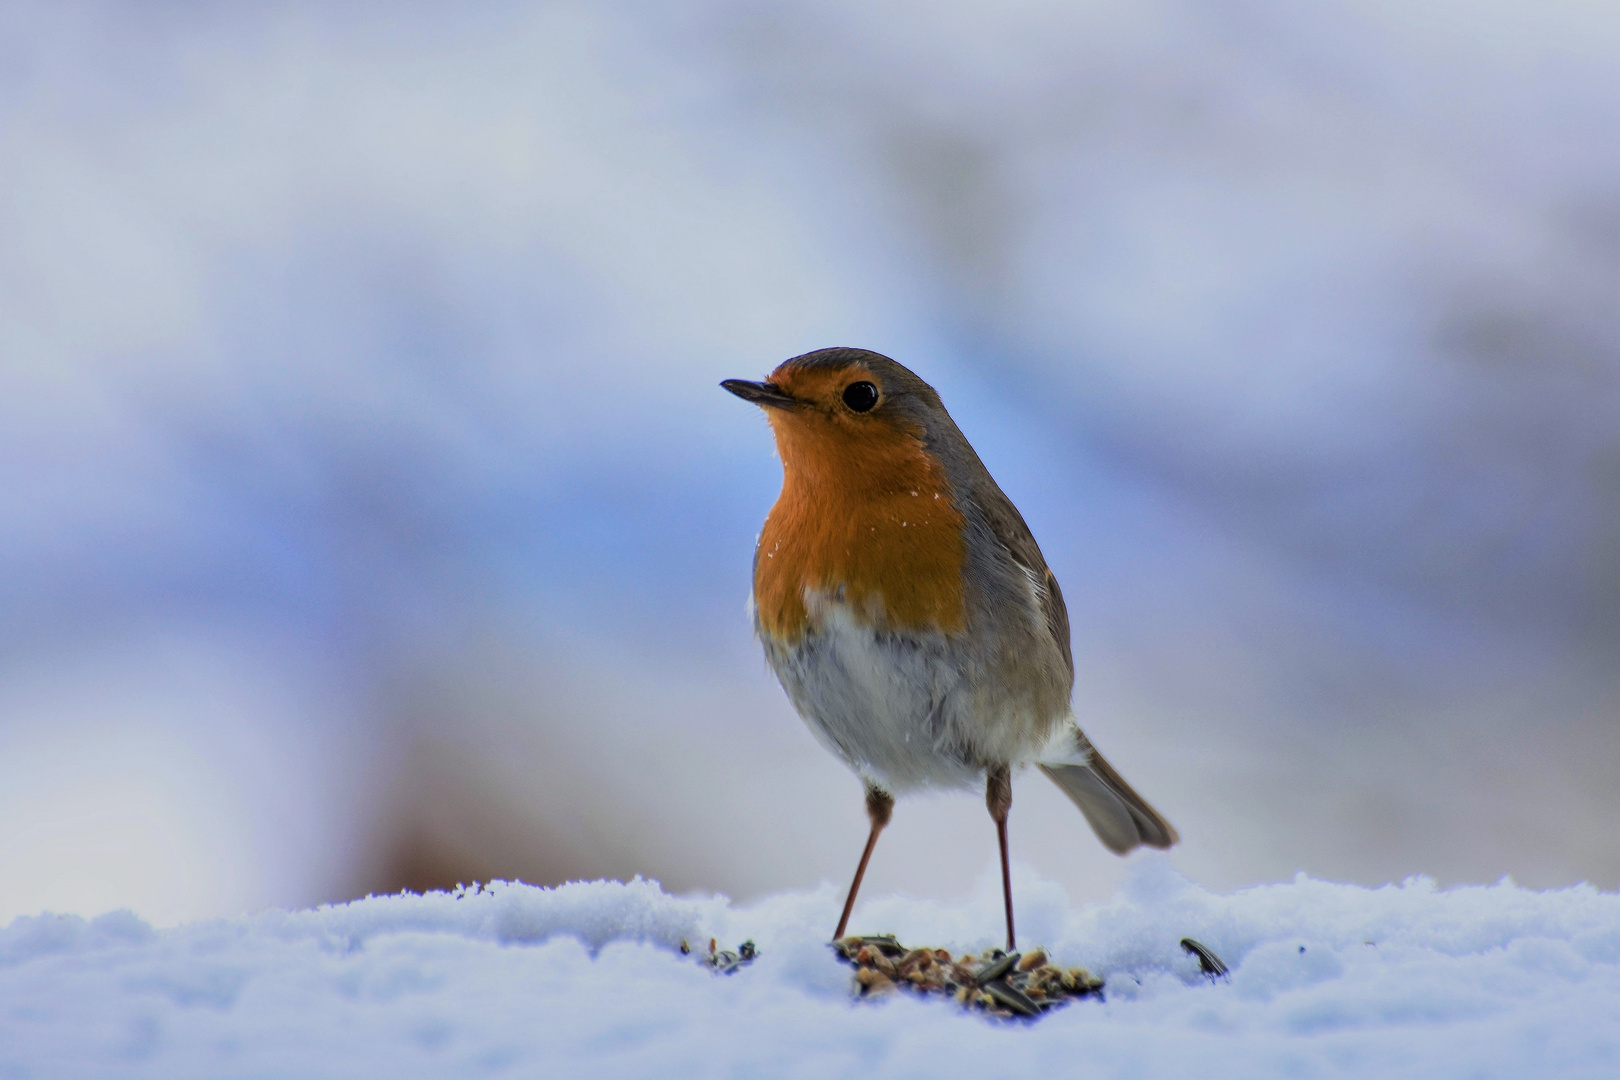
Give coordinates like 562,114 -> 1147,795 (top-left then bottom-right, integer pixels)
2,0 -> 1618,926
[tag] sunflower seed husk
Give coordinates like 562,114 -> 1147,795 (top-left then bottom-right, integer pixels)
974,952 -> 1019,986
1180,938 -> 1229,980
982,979 -> 1041,1017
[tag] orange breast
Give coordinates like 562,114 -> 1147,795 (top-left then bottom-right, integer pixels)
754,407 -> 967,641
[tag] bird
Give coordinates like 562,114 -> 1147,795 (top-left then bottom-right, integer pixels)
722,347 -> 1177,952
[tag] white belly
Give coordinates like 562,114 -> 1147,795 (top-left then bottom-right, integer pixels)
759,598 -> 1054,793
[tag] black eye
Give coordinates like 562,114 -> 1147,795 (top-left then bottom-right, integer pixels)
842,381 -> 879,412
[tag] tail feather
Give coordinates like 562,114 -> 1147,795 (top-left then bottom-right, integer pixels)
1038,737 -> 1178,854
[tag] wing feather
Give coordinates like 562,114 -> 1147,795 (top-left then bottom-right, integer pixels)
975,484 -> 1075,685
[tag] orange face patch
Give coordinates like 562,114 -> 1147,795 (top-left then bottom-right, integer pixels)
752,362 -> 967,640
766,363 -> 862,412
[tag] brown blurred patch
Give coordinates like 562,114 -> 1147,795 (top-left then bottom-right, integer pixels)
362,733 -> 619,897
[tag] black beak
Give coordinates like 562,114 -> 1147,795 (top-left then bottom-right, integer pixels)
721,379 -> 800,409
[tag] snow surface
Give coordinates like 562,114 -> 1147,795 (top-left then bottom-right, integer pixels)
3,858 -> 1618,1078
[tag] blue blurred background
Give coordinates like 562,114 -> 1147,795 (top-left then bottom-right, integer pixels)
3,1 -> 1618,925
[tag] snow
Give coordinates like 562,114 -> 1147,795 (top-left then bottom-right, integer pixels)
3,859 -> 1618,1078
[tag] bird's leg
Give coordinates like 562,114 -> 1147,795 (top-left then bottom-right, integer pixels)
986,764 -> 1015,953
833,784 -> 894,941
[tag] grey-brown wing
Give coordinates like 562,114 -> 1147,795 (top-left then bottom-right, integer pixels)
976,482 -> 1075,685
1039,564 -> 1074,685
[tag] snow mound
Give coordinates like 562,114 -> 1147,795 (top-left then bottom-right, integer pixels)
2,861 -> 1618,1077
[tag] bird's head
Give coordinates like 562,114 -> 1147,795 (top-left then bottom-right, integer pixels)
722,347 -> 947,487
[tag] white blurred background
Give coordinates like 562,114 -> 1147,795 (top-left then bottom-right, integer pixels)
2,0 -> 1618,926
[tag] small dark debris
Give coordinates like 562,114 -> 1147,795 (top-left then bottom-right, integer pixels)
1180,937 -> 1229,981
833,935 -> 1104,1021
700,938 -> 759,975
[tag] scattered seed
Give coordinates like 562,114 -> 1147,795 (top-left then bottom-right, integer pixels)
1017,949 -> 1047,972
983,980 -> 1041,1017
855,968 -> 895,995
697,939 -> 760,975
899,948 -> 932,974
832,934 -> 1105,1021
974,952 -> 1018,986
1180,938 -> 1229,981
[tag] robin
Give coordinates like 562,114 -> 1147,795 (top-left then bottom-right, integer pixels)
723,347 -> 1177,952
